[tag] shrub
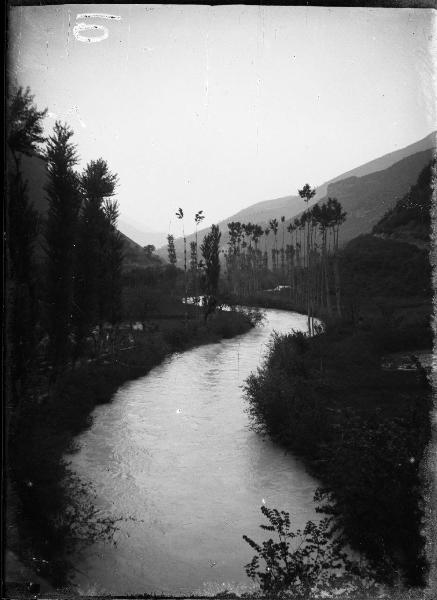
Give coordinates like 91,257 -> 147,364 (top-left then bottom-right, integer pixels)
243,504 -> 378,599
233,305 -> 266,328
243,327 -> 432,586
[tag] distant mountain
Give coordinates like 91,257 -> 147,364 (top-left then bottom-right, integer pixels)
120,232 -> 163,269
157,132 -> 436,262
118,219 -> 167,249
17,152 -> 160,270
325,131 -> 436,187
225,132 -> 436,225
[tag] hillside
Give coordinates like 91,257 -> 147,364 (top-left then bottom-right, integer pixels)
372,158 -> 434,247
232,131 -> 436,225
323,148 -> 435,244
338,159 -> 434,348
157,133 -> 436,263
326,130 -> 435,186
16,152 -> 159,270
118,218 -> 167,249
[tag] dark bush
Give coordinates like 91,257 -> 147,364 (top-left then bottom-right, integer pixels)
244,327 -> 432,586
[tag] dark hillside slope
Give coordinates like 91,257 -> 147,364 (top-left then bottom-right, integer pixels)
117,218 -> 167,249
233,129 -> 435,225
325,149 -> 435,244
338,160 -> 434,349
372,159 -> 435,246
327,130 -> 435,185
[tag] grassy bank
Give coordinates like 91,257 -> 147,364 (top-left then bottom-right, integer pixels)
7,306 -> 256,588
244,320 -> 432,588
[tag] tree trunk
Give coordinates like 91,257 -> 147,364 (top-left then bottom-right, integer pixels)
333,256 -> 342,317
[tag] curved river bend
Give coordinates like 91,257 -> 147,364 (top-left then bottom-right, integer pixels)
69,309 -> 319,596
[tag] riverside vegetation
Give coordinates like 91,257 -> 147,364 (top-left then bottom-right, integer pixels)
242,159 -> 434,596
5,87 -> 260,587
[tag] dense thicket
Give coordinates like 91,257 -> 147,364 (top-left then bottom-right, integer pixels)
6,88 -> 126,585
243,164 -> 434,590
6,87 -> 47,420
244,326 -> 431,586
341,235 -> 431,299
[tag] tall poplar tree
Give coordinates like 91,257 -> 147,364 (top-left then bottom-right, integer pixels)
74,159 -> 119,350
200,224 -> 222,297
45,122 -> 81,368
167,234 -> 177,265
102,198 -> 124,325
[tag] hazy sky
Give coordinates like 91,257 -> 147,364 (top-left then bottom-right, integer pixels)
9,4 -> 436,235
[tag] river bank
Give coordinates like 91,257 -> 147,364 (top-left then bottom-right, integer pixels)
235,234 -> 434,593
231,288 -> 432,351
58,308 -> 318,595
244,319 -> 432,589
6,306 -> 258,591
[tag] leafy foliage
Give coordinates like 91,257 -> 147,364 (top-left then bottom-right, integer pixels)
73,159 -> 123,351
7,86 -> 47,161
243,505 -> 381,599
201,224 -> 222,294
233,305 -> 266,328
80,157 -> 118,201
44,122 -> 81,367
6,88 -> 48,404
244,327 -> 432,586
244,506 -> 337,596
167,234 -> 177,266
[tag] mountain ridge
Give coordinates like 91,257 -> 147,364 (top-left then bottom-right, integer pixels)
157,132 -> 436,261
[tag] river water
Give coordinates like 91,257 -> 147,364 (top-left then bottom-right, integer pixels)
68,309 -> 320,596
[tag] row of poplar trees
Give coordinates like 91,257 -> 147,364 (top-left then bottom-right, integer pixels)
222,185 -> 347,332
7,87 -> 123,405
165,189 -> 347,331
167,210 -> 222,312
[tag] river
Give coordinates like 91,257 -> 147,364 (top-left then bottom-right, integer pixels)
68,309 -> 320,596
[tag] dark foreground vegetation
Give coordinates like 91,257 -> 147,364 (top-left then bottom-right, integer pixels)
8,300 -> 255,586
5,87 -> 259,589
244,324 -> 431,586
242,160 -> 434,595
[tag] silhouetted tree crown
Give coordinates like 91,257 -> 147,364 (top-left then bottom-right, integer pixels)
8,86 -> 47,165
44,121 -> 81,367
200,224 -> 222,296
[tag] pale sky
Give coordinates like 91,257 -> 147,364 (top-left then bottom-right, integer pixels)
9,4 -> 436,236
